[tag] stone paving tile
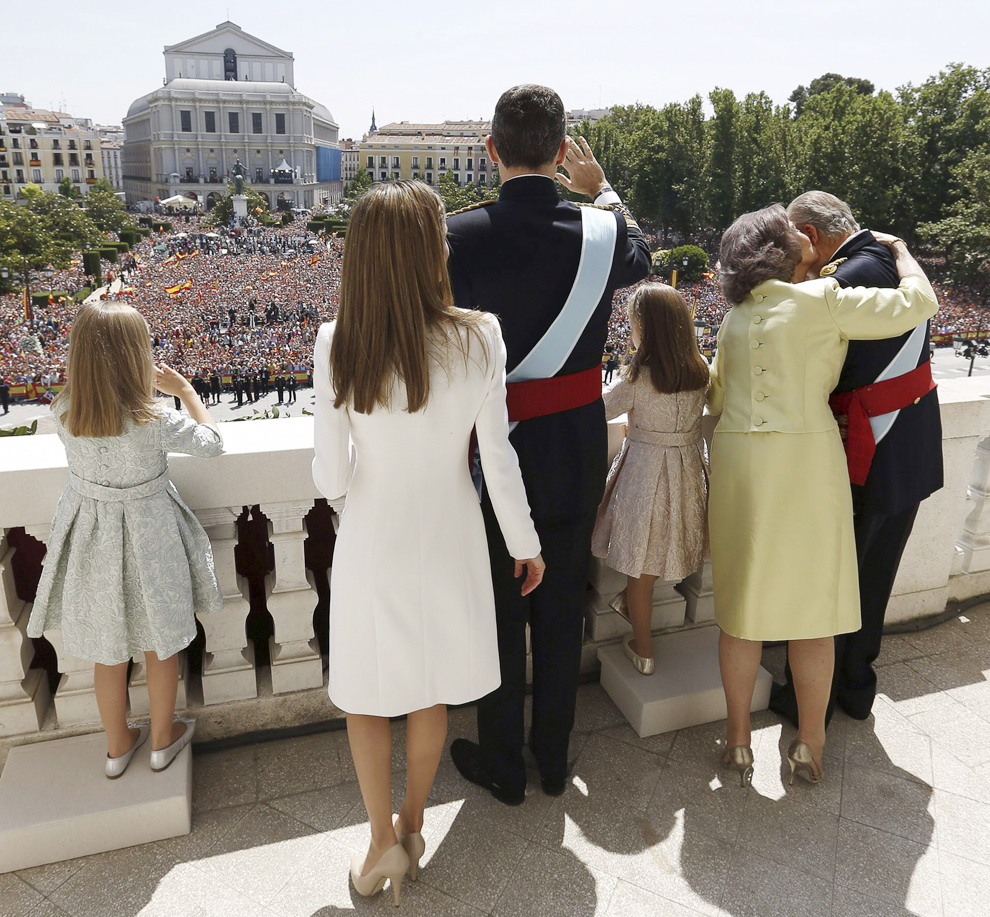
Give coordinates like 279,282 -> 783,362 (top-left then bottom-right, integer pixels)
415,809 -> 528,913
570,732 -> 666,813
875,633 -> 930,668
932,788 -> 990,867
192,744 -> 258,813
22,902 -> 71,917
14,857 -> 85,897
930,743 -> 990,805
154,802 -> 254,863
572,683 -> 627,734
719,848 -> 833,917
903,615 -> 981,657
839,763 -> 936,846
130,861 -> 278,917
266,781 -> 364,834
909,702 -> 990,768
192,803 -> 324,908
938,850 -> 990,917
843,698 -> 934,785
738,789 -> 841,881
834,818 -> 943,917
830,884 -> 928,917
604,879 -> 717,916
45,843 -> 181,917
255,731 -> 354,800
491,841 -> 618,917
268,835 -> 485,916
875,661 -> 958,717
0,873 -> 45,917
595,720 -> 677,757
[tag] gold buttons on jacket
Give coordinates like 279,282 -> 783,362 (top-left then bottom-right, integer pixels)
755,392 -> 766,402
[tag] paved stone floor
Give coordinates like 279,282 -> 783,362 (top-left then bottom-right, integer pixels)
3,603 -> 990,916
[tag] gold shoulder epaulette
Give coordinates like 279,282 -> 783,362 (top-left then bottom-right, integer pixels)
576,202 -> 614,210
820,257 -> 848,277
449,199 -> 497,216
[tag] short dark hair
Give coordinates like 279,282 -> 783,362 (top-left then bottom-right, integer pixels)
719,204 -> 803,306
491,84 -> 566,170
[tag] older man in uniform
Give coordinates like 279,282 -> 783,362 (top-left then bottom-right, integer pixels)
771,191 -> 943,726
446,84 -> 651,804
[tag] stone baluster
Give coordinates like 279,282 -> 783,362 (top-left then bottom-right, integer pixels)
25,523 -> 102,727
677,559 -> 715,624
958,436 -> 990,574
0,531 -> 51,736
195,507 -> 257,704
259,501 -> 324,693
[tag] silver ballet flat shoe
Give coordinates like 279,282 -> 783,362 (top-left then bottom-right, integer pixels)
623,633 -> 656,676
150,717 -> 196,773
105,724 -> 150,780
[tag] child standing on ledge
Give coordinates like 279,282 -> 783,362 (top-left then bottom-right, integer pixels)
27,302 -> 224,778
592,284 -> 710,675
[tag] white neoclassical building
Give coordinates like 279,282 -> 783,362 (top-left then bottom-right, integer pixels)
123,21 -> 342,210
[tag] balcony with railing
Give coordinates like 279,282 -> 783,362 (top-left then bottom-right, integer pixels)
1,377 -> 989,762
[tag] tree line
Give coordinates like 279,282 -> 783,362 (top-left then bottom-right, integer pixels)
573,64 -> 990,285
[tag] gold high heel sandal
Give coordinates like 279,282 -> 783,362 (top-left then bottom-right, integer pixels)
787,739 -> 824,786
721,745 -> 754,787
350,843 -> 410,907
397,831 -> 426,881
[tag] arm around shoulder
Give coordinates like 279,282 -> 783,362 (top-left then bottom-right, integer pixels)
311,322 -> 354,500
824,274 -> 939,341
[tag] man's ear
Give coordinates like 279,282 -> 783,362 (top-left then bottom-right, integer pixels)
802,224 -> 819,246
555,137 -> 569,167
485,135 -> 500,165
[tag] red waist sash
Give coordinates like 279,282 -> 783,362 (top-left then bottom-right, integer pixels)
829,360 -> 936,486
505,365 -> 603,423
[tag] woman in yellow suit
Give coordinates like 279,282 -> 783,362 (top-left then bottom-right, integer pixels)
707,205 -> 937,787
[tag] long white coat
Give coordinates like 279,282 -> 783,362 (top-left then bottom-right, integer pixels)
312,315 -> 541,716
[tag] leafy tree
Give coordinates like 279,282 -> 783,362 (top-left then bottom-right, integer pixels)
0,198 -> 85,304
735,93 -> 792,215
83,179 -> 134,234
58,176 -> 79,199
919,147 -> 990,290
208,182 -> 271,226
656,245 -> 709,282
435,170 -> 486,213
25,190 -> 102,253
707,88 -> 739,229
790,73 -> 875,117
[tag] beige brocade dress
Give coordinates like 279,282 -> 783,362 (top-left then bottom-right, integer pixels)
592,376 -> 709,581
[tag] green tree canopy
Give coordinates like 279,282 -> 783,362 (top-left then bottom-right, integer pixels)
83,178 -> 134,234
790,73 -> 875,117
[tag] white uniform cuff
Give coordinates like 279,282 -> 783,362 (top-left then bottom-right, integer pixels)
595,189 -> 622,206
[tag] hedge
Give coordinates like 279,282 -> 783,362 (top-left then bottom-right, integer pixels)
99,247 -> 119,264
82,250 -> 102,277
138,227 -> 152,237
138,216 -> 153,227
73,287 -> 92,302
119,229 -> 141,246
151,221 -> 173,233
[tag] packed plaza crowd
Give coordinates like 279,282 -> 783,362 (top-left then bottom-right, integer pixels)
1,220 -> 989,402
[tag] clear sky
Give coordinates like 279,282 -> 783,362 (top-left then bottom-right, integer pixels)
7,0 -> 990,138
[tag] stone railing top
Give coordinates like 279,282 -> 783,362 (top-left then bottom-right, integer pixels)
0,416 -> 323,529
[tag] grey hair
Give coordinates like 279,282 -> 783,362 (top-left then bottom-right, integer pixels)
719,204 -> 803,307
786,190 -> 860,241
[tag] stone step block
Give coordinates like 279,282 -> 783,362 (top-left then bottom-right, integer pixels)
0,731 -> 192,873
598,625 -> 772,738
584,589 -> 686,641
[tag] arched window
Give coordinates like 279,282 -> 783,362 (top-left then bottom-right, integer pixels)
224,48 -> 237,81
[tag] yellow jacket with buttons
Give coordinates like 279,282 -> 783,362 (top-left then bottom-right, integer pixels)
706,275 -> 939,433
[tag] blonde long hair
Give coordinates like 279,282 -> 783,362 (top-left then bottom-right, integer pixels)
330,180 -> 487,414
55,302 -> 159,438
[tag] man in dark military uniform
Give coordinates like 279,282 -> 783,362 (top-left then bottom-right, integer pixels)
771,191 -> 943,727
0,377 -> 9,415
276,373 -> 285,404
447,85 -> 651,804
234,371 -> 244,407
210,371 -> 221,405
286,372 -> 297,404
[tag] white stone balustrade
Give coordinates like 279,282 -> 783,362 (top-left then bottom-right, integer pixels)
0,380 -> 986,750
259,500 -> 323,694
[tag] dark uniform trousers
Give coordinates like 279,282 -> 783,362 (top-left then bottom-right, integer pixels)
478,491 -> 598,793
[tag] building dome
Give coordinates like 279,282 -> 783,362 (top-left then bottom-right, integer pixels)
126,93 -> 152,118
311,102 -> 336,125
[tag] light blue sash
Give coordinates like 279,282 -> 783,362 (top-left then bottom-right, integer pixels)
870,320 -> 929,444
507,205 -> 618,385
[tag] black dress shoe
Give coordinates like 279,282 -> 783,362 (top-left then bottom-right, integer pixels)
837,695 -> 874,721
450,739 -> 525,806
540,776 -> 567,797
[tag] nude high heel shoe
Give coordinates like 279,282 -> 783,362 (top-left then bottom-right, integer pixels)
397,831 -> 426,881
350,844 -> 410,907
787,738 -> 824,785
721,745 -> 754,787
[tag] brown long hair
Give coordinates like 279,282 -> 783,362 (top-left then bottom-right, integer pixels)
330,180 -> 486,414
625,284 -> 709,394
55,301 -> 158,438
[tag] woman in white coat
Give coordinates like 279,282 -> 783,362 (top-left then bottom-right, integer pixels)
312,180 -> 544,905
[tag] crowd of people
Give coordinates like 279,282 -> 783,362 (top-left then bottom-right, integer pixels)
2,208 -> 990,405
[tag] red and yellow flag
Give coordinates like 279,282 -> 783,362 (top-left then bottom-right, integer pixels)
165,283 -> 182,295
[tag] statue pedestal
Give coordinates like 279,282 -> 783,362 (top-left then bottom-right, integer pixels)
232,194 -> 248,222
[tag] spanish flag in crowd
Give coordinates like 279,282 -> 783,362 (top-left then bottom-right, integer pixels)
181,280 -> 192,290
176,252 -> 187,260
310,255 -> 319,265
165,283 -> 182,295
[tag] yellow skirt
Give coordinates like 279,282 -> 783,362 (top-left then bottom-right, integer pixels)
709,430 -> 861,642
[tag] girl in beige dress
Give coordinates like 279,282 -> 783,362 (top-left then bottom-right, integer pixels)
592,284 -> 709,675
